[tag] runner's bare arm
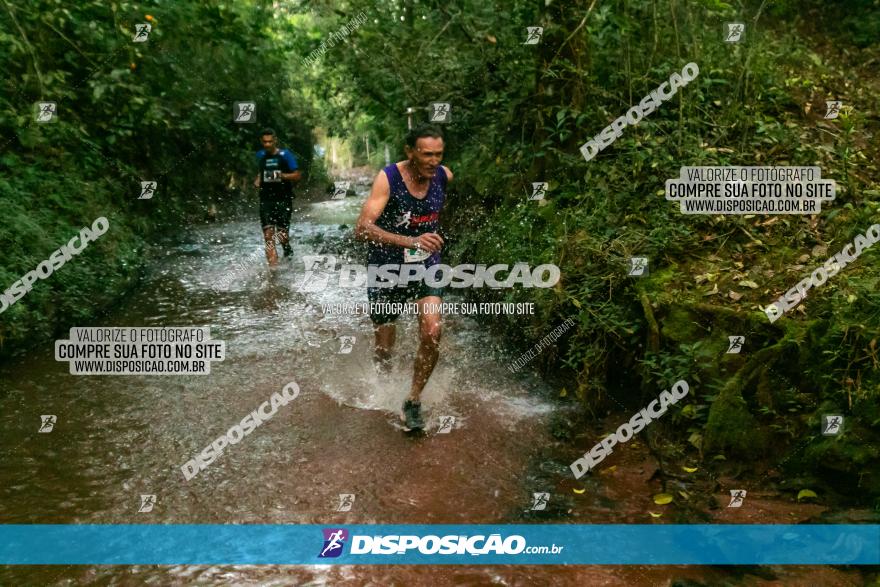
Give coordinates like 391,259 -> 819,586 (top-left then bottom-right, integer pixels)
280,170 -> 301,182
355,170 -> 443,252
442,165 -> 453,183
253,173 -> 261,188
356,171 -> 409,247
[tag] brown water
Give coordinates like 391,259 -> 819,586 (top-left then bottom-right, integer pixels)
0,187 -> 870,585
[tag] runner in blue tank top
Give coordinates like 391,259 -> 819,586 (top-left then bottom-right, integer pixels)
355,124 -> 453,431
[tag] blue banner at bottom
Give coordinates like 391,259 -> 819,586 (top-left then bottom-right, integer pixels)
0,524 -> 877,565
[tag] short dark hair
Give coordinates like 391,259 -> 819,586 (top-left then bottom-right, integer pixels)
405,123 -> 443,148
260,128 -> 276,138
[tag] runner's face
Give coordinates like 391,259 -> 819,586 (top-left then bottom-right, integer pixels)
407,137 -> 443,179
261,134 -> 277,153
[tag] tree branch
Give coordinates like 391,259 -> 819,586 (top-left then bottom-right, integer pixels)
2,0 -> 44,97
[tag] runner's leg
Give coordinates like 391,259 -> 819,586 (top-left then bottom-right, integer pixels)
374,323 -> 396,366
277,229 -> 292,256
263,225 -> 279,265
409,295 -> 441,402
278,200 -> 293,257
368,279 -> 401,369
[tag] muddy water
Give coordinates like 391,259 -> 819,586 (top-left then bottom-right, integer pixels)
0,187 -> 868,585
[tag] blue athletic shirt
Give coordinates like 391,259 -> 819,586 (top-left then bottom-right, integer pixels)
256,148 -> 299,199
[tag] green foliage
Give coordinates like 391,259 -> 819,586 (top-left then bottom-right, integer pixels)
0,0 -> 317,354
2,0 -> 878,499
299,0 -> 880,496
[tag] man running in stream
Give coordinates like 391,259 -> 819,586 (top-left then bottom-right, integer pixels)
355,123 -> 453,431
253,129 -> 301,266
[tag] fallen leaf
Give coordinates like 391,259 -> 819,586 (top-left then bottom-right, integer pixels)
653,493 -> 674,505
798,254 -> 810,263
703,283 -> 719,296
797,489 -> 818,501
573,487 -> 585,494
811,244 -> 828,257
728,290 -> 743,301
738,280 -> 759,289
572,298 -> 582,308
649,511 -> 663,518
682,466 -> 698,473
678,490 -> 690,500
485,34 -> 497,44
559,388 -> 568,398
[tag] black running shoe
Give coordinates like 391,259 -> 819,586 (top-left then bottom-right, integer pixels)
402,399 -> 424,431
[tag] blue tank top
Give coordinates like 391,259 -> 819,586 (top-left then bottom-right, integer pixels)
368,163 -> 447,267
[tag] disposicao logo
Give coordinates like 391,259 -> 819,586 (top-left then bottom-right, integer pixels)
318,528 -> 349,558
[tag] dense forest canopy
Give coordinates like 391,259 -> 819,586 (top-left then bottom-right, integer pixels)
1,0 -> 879,506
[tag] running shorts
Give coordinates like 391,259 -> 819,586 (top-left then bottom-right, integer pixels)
260,196 -> 292,231
367,280 -> 444,325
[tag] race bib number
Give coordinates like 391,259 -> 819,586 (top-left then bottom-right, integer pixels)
404,247 -> 430,263
263,169 -> 282,183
